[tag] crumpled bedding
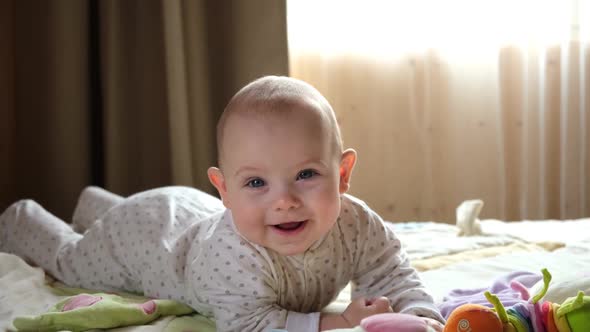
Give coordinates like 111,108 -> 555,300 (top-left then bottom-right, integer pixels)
392,212 -> 590,305
0,252 -> 351,331
390,221 -> 542,261
420,244 -> 590,304
0,253 -> 214,332
410,242 -> 553,272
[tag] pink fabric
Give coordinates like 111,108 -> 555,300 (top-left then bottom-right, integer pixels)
140,300 -> 157,314
361,313 -> 427,332
510,281 -> 531,300
531,301 -> 547,332
62,294 -> 103,311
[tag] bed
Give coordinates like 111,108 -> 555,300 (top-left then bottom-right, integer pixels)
1,197 -> 589,331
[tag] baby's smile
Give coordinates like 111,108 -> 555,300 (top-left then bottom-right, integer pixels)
271,220 -> 308,234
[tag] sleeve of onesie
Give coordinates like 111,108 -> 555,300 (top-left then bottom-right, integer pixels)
188,239 -> 320,332
348,201 -> 445,323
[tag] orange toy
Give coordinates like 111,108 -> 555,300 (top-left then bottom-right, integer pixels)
444,303 -> 503,332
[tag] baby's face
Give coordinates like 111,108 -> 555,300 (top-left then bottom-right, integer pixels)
217,103 -> 344,256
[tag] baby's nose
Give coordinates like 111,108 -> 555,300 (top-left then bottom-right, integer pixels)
273,189 -> 301,211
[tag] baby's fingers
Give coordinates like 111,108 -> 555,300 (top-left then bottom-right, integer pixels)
423,317 -> 444,332
367,297 -> 392,313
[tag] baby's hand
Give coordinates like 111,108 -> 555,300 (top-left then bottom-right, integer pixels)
421,317 -> 444,332
341,297 -> 393,327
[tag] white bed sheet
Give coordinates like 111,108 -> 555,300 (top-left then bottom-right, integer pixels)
390,222 -> 524,260
481,218 -> 590,244
0,253 -> 179,332
420,244 -> 590,303
388,218 -> 590,304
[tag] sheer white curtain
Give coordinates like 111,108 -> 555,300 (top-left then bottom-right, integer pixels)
288,0 -> 589,222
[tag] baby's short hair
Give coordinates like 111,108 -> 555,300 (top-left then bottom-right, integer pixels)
216,76 -> 343,166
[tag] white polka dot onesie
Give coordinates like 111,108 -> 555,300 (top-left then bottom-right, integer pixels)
0,186 -> 443,331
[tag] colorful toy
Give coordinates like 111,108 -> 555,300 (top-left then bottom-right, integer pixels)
443,268 -> 590,332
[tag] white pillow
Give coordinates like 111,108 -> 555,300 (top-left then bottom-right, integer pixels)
530,270 -> 590,304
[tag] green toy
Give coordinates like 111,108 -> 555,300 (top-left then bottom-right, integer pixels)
556,291 -> 590,331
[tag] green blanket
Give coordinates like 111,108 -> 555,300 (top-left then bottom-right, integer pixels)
13,284 -> 215,332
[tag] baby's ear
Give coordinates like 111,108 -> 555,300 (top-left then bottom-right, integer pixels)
207,167 -> 230,208
339,149 -> 357,194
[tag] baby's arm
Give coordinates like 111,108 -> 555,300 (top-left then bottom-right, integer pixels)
201,281 -> 392,331
320,296 -> 393,330
320,313 -> 350,330
191,274 -> 321,332
349,205 -> 445,323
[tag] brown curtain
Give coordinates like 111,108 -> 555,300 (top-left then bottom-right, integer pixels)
0,0 -> 289,220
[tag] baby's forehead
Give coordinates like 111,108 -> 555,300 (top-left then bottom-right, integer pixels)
217,76 -> 342,168
219,101 -> 334,164
230,95 -> 326,122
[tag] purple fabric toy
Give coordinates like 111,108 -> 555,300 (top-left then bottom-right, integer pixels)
439,270 -> 542,319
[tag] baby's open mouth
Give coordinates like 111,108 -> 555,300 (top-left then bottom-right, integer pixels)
273,221 -> 306,231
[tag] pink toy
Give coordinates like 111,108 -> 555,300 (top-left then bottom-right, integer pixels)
360,313 -> 435,332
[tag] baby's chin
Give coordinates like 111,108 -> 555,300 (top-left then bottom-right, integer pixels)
273,245 -> 310,256
264,239 -> 317,256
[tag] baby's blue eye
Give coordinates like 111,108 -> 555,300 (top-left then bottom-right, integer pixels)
297,169 -> 317,180
247,178 -> 265,188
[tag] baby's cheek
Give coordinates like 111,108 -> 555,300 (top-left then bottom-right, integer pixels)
232,208 -> 264,241
314,191 -> 341,224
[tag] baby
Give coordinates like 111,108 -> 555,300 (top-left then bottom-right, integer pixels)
0,76 -> 444,331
